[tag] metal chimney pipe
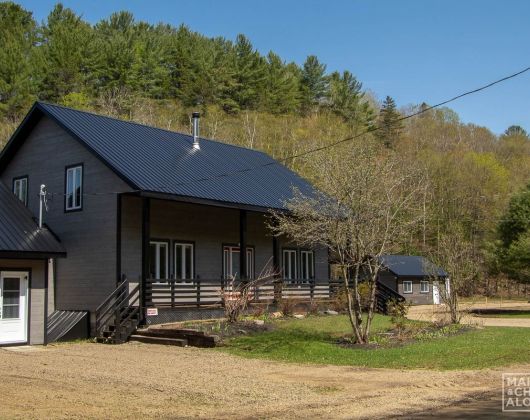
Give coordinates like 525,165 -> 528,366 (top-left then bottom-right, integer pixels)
192,112 -> 200,150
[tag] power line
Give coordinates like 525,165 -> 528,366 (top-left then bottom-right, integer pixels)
132,65 -> 530,189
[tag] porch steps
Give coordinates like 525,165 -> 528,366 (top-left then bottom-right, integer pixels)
131,327 -> 217,348
128,334 -> 188,347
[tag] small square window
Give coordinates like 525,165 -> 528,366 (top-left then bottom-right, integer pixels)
420,281 -> 430,293
403,280 -> 413,294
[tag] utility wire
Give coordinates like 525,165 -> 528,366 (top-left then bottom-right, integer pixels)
41,65 -> 530,195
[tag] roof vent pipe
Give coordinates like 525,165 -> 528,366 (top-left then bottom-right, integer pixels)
192,112 -> 200,150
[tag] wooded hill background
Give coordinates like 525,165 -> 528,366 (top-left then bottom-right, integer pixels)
1,2 -> 529,293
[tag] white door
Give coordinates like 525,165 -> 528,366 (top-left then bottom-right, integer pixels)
432,282 -> 441,305
0,271 -> 29,344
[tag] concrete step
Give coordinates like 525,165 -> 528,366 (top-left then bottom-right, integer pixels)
128,334 -> 188,347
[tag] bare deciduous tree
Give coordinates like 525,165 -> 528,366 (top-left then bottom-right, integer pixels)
271,140 -> 425,344
428,227 -> 480,323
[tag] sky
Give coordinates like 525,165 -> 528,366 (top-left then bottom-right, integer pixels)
16,0 -> 530,134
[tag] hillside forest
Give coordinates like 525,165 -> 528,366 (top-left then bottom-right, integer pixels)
1,2 -> 529,295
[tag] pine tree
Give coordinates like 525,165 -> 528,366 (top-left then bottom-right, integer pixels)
300,55 -> 327,113
262,52 -> 300,114
39,4 -> 93,101
376,96 -> 402,148
0,2 -> 38,118
328,70 -> 373,130
232,34 -> 266,111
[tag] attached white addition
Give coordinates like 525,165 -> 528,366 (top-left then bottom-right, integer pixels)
0,271 -> 29,345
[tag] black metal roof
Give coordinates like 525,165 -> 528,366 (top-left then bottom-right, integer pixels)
1,102 -> 316,211
379,255 -> 448,277
0,182 -> 66,258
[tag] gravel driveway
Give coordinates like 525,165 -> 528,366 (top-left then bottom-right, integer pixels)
0,342 -> 525,419
407,302 -> 530,327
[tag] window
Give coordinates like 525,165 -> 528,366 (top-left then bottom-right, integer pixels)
300,250 -> 314,281
149,241 -> 168,280
65,165 -> 82,211
13,177 -> 28,206
1,277 -> 21,319
283,249 -> 297,280
223,246 -> 254,279
403,280 -> 413,294
175,242 -> 194,280
420,281 -> 430,293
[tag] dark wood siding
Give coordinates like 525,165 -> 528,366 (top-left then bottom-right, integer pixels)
0,117 -> 133,311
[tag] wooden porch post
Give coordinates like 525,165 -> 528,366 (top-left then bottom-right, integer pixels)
140,197 -> 150,324
116,193 -> 122,286
239,209 -> 247,281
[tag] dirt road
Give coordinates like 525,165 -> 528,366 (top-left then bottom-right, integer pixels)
1,342 -> 526,419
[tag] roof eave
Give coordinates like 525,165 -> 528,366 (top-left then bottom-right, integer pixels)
0,250 -> 67,259
132,190 -> 289,214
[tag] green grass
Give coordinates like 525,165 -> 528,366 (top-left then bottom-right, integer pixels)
218,315 -> 530,370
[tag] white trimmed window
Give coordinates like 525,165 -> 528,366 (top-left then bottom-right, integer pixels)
175,243 -> 194,280
223,246 -> 254,279
65,165 -> 82,211
420,281 -> 430,293
403,280 -> 413,294
283,249 -> 297,280
149,241 -> 168,280
300,250 -> 314,281
13,177 -> 28,206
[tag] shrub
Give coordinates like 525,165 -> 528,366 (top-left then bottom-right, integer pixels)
279,298 -> 297,316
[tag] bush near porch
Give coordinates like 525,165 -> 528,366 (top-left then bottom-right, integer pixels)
218,314 -> 530,370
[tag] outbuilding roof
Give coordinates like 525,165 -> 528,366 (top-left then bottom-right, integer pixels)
379,255 -> 448,277
0,182 -> 66,258
0,102 -> 316,211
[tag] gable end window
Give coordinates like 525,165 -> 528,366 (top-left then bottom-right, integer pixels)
65,165 -> 83,211
13,176 -> 28,206
403,280 -> 413,294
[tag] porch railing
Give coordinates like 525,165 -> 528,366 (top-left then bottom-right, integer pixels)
144,278 -> 341,308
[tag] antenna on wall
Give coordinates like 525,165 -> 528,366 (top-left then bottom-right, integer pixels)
39,184 -> 48,229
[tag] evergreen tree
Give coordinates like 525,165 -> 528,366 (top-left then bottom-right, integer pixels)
39,3 -> 93,101
300,55 -> 327,113
0,2 -> 38,118
328,70 -> 373,129
262,52 -> 300,114
89,11 -> 138,94
376,96 -> 402,148
232,34 -> 266,111
503,125 -> 528,138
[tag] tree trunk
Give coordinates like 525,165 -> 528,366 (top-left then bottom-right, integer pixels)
342,266 -> 364,344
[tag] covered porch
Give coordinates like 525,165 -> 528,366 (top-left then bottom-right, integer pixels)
117,193 -> 331,322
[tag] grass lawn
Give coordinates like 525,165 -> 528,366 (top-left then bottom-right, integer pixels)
219,315 -> 530,370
